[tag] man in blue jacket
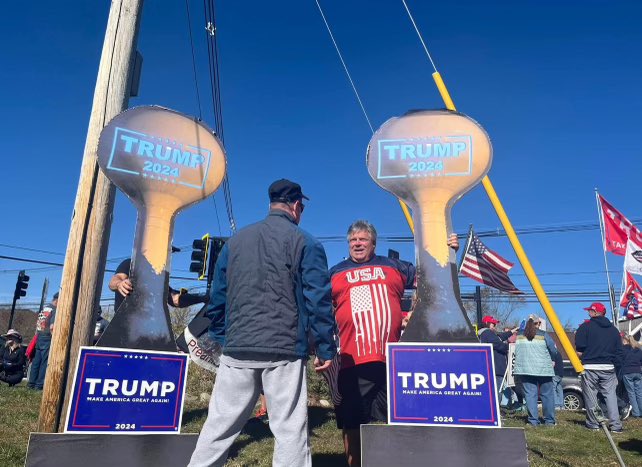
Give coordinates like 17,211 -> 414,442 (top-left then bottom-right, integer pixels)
575,302 -> 624,433
189,179 -> 337,467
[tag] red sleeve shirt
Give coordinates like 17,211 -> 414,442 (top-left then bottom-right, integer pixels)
330,256 -> 413,369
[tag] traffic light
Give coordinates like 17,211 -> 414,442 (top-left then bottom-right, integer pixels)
206,237 -> 227,287
13,270 -> 29,301
190,234 -> 211,280
209,237 -> 226,268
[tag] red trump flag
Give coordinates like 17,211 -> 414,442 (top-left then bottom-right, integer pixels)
598,195 -> 642,255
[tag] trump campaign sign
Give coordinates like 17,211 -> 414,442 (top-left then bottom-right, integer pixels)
387,342 -> 500,428
65,347 -> 189,434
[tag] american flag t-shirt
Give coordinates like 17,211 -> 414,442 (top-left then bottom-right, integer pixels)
349,283 -> 392,357
330,256 -> 410,369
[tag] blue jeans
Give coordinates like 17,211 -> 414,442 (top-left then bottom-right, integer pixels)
27,335 -> 51,389
553,375 -> 564,409
520,375 -> 555,425
623,373 -> 642,417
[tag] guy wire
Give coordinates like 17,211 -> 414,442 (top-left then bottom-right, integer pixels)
400,0 -> 438,73
314,0 -> 374,133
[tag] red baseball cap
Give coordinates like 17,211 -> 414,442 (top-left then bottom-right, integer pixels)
482,316 -> 500,325
584,302 -> 606,314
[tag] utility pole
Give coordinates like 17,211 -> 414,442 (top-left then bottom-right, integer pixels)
609,284 -> 618,323
39,278 -> 49,314
38,0 -> 144,433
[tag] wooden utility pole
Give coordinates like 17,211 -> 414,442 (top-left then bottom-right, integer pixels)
38,0 -> 144,432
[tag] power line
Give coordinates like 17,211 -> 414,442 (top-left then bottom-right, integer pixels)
185,0 -> 203,120
0,243 -> 65,256
203,0 -> 236,234
315,218 -> 642,244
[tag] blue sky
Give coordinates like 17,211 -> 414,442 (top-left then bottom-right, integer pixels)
1,0 -> 640,328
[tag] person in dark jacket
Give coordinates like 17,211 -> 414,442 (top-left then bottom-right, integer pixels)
575,302 -> 624,432
620,333 -> 642,418
478,315 -> 515,396
189,179 -> 337,467
0,329 -> 26,386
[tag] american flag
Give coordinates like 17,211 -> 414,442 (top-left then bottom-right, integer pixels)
459,231 -> 523,294
349,284 -> 391,357
621,272 -> 642,320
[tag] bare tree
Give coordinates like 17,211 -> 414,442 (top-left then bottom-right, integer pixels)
462,287 -> 526,326
0,308 -> 38,342
169,304 -> 201,338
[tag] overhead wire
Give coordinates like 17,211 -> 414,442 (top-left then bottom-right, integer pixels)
400,0 -> 437,72
204,0 -> 237,234
314,0 -> 374,133
185,0 -> 203,120
0,243 -> 65,256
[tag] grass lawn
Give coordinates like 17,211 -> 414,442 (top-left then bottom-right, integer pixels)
2,365 -> 642,466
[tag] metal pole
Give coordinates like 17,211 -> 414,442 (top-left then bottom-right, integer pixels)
7,296 -> 18,332
595,189 -> 617,322
431,71 -> 583,374
8,270 -> 23,330
39,278 -> 49,314
475,286 -> 483,328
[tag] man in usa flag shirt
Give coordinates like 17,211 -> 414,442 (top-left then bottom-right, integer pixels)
329,220 -> 458,466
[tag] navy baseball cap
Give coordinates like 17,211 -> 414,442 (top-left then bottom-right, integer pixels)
268,179 -> 309,203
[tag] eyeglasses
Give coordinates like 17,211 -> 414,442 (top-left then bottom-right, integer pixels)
300,202 -> 305,213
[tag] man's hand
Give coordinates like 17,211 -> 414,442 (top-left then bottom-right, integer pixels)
117,278 -> 133,297
314,356 -> 332,373
447,233 -> 459,252
402,311 -> 413,330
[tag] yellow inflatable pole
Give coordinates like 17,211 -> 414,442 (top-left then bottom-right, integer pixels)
399,200 -> 415,233
431,71 -> 584,373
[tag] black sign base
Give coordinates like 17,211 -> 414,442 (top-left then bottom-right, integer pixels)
361,424 -> 528,467
26,433 -> 198,467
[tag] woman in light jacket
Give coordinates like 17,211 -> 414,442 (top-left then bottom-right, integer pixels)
513,314 -> 558,426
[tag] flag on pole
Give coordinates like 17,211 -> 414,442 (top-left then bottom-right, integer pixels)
620,272 -> 642,320
459,230 -> 523,294
625,238 -> 642,276
598,195 -> 642,255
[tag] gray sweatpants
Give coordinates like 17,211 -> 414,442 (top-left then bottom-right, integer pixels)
188,357 -> 311,467
581,369 -> 622,430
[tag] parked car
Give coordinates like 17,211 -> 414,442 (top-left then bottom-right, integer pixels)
562,361 -> 631,420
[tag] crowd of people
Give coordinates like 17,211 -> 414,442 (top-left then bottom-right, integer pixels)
1,292 -> 112,390
481,301 -> 642,434
3,177 -> 640,467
